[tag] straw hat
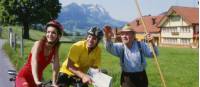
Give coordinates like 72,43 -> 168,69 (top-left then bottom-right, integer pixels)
121,24 -> 134,32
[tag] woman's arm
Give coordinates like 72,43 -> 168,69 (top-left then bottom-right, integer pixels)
51,48 -> 60,86
31,41 -> 42,85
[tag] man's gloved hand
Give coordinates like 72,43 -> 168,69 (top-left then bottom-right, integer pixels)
103,25 -> 113,40
145,33 -> 154,43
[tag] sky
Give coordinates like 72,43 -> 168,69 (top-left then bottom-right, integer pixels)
59,0 -> 199,22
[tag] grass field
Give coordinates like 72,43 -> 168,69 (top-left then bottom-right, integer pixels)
2,26 -> 199,87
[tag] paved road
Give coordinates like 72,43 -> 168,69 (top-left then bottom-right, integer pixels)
0,39 -> 15,87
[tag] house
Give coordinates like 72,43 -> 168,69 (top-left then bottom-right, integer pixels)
112,6 -> 199,48
129,15 -> 164,46
158,6 -> 199,48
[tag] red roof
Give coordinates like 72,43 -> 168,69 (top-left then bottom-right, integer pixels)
159,6 -> 199,26
129,15 -> 164,33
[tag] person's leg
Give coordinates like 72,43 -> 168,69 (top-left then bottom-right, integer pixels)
129,71 -> 148,87
121,72 -> 136,87
16,76 -> 29,87
136,71 -> 148,87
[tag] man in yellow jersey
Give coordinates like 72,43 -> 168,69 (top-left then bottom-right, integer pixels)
56,27 -> 103,87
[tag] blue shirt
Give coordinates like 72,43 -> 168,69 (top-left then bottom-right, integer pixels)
104,40 -> 159,72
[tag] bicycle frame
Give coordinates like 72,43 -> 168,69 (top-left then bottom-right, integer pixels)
8,69 -> 17,87
8,70 -> 52,87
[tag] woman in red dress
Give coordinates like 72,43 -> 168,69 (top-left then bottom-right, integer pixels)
16,20 -> 63,87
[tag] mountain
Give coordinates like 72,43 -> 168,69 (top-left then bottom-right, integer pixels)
57,3 -> 126,33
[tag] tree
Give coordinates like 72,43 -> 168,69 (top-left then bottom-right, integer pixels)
75,31 -> 81,36
0,0 -> 61,39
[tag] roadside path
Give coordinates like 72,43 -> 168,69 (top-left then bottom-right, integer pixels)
0,39 -> 15,87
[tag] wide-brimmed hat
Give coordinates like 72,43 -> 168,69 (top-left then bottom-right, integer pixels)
121,24 -> 134,32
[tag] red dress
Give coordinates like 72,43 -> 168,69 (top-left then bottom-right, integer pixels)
16,42 -> 55,87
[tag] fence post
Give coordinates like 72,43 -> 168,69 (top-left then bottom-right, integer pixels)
13,33 -> 17,50
20,37 -> 24,57
9,28 -> 13,47
8,27 -> 12,39
0,26 -> 2,37
20,28 -> 24,58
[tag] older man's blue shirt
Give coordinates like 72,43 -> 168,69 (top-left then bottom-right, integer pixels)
104,40 -> 158,72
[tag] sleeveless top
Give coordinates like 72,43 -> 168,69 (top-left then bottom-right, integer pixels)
17,41 -> 56,86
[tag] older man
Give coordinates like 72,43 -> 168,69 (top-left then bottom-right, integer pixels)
103,24 -> 158,87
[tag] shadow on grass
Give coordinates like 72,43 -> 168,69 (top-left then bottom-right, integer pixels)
60,41 -> 77,43
28,38 -> 37,42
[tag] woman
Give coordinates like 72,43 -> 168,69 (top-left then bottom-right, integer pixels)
16,20 -> 63,87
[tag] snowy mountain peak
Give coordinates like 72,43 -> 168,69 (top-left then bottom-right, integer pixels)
89,4 -> 106,14
81,3 -> 108,16
57,3 -> 126,30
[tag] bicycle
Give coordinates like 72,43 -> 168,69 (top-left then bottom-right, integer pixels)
8,69 -> 108,87
8,70 -> 53,87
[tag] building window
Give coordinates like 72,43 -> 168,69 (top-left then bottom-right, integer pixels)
180,26 -> 190,33
194,25 -> 199,33
162,27 -> 178,33
162,27 -> 166,33
180,38 -> 190,45
170,27 -> 177,32
170,15 -> 181,22
162,28 -> 166,33
163,38 -> 177,44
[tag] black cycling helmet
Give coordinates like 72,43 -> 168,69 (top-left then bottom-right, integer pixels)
46,20 -> 64,36
87,26 -> 103,40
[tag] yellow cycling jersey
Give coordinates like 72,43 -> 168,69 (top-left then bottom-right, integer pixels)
59,40 -> 101,76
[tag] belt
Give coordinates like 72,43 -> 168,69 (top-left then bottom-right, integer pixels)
122,70 -> 146,75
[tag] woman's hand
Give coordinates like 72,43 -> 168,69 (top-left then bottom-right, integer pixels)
35,81 -> 42,87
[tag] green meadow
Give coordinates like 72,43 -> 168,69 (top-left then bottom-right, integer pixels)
2,27 -> 198,87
